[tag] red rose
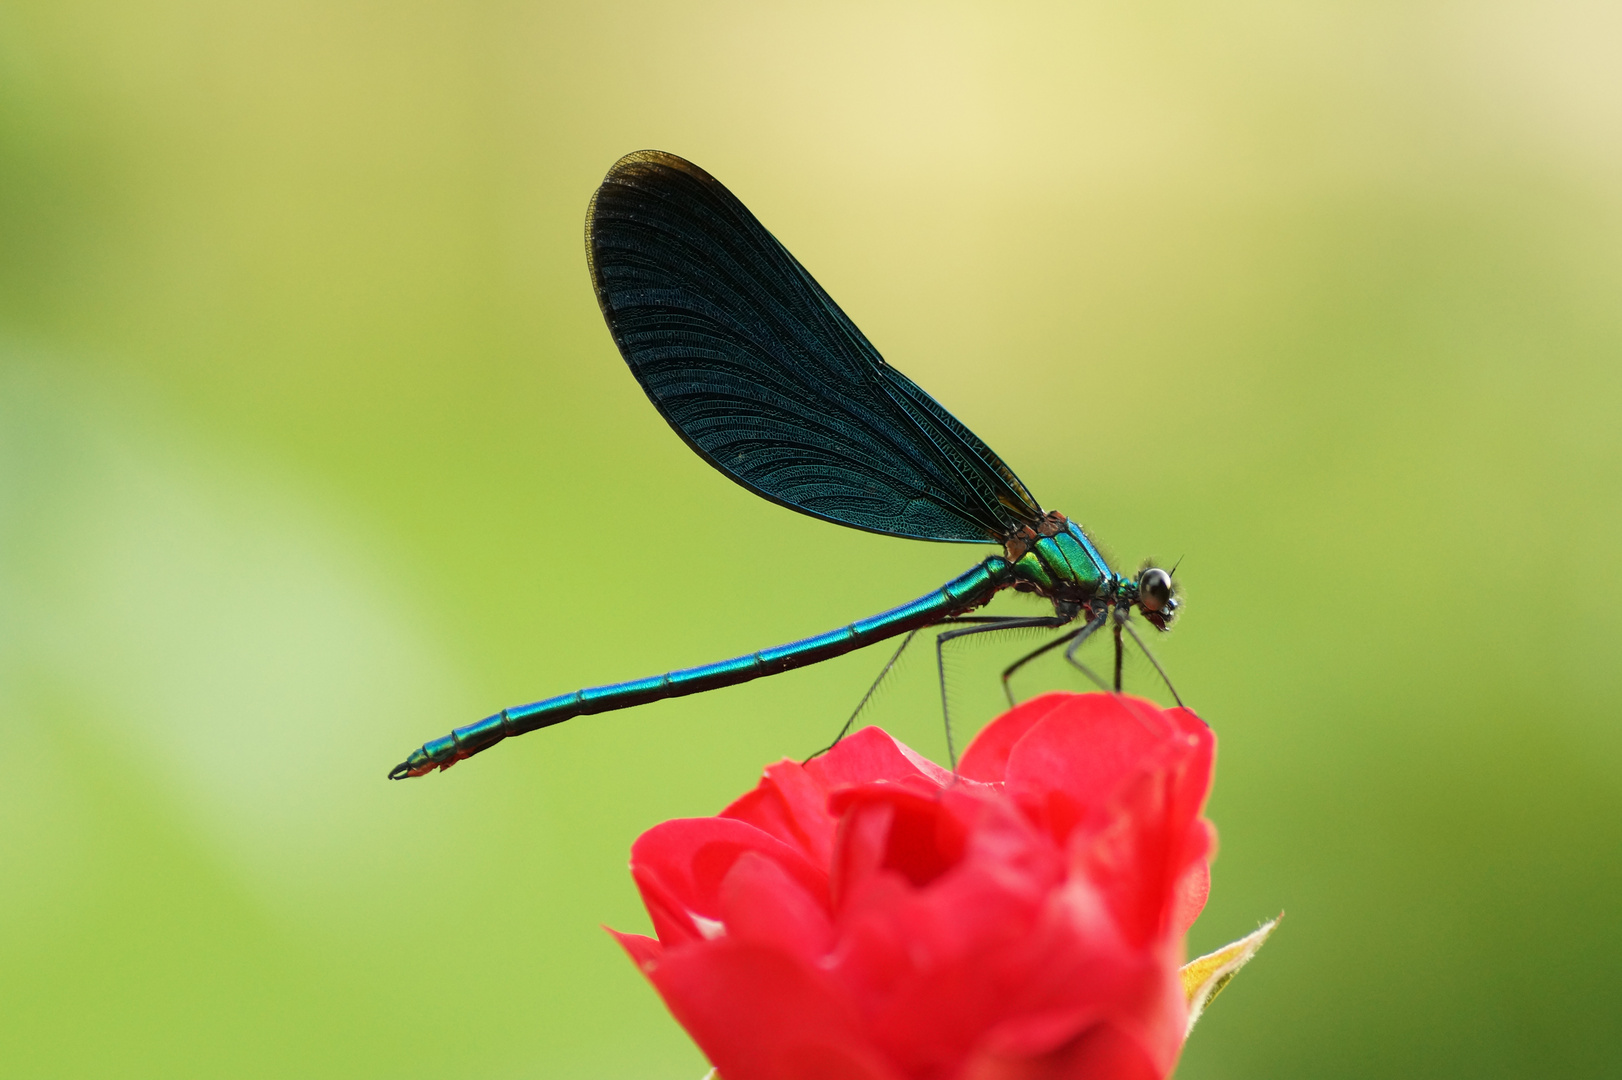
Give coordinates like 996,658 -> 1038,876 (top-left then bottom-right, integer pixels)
612,692 -> 1217,1080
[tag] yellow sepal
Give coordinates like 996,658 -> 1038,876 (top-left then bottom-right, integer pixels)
1180,915 -> 1281,1037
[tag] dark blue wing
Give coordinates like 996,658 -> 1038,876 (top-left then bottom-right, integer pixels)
585,150 -> 1045,544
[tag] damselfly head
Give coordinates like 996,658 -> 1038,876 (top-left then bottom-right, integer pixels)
1135,566 -> 1179,630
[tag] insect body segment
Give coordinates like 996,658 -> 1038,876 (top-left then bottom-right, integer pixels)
389,557 -> 1019,778
1006,516 -> 1112,605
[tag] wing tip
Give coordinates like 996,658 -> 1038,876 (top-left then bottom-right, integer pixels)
603,149 -> 714,186
586,149 -> 721,296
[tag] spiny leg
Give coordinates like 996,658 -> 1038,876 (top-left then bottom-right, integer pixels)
804,628 -> 920,762
935,615 -> 1075,769
1062,609 -> 1112,693
1122,619 -> 1186,708
1112,617 -> 1125,692
804,616 -> 1023,763
1000,626 -> 1087,707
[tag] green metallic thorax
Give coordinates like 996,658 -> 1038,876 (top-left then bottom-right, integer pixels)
1008,519 -> 1118,607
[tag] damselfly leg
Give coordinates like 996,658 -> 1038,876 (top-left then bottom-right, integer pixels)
1122,618 -> 1185,707
808,615 -> 1054,762
1062,610 -> 1112,694
935,614 -> 1077,768
1113,618 -> 1125,692
805,628 -> 921,761
1000,626 -> 1086,706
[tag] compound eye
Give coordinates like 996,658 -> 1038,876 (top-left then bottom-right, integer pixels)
1139,567 -> 1172,612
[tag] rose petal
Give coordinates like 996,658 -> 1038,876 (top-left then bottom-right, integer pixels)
958,693 -> 1075,783
1170,859 -> 1212,937
830,793 -> 1152,1073
828,784 -> 968,894
1001,696 -> 1182,842
962,1021 -> 1164,1080
719,850 -> 836,962
1075,766 -> 1207,946
608,928 -> 663,975
644,939 -> 904,1080
630,817 -> 830,943
722,759 -> 840,866
805,725 -> 953,790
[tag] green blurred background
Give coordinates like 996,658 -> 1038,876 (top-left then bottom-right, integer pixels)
3,1 -> 1619,1076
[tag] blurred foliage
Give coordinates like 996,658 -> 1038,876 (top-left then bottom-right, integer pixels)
2,1 -> 1620,1077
